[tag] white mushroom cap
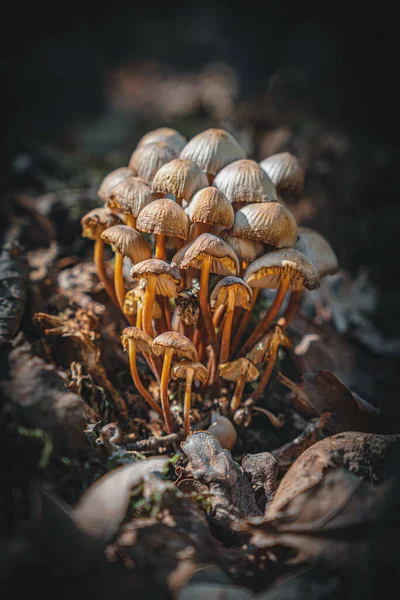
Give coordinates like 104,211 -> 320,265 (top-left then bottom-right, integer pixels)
214,159 -> 277,204
180,128 -> 245,177
171,233 -> 240,276
244,248 -> 320,291
295,227 -> 339,278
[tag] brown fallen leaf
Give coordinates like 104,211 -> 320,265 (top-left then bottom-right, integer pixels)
181,432 -> 262,521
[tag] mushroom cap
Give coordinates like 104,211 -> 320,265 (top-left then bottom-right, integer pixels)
152,332 -> 198,361
108,176 -> 153,217
100,225 -> 151,262
130,259 -> 180,297
137,127 -> 187,153
295,227 -> 339,278
180,128 -> 245,176
123,288 -> 162,318
244,248 -> 320,291
136,198 -> 189,239
98,167 -> 133,202
121,326 -> 154,354
128,141 -> 179,183
81,208 -> 122,240
213,159 -> 277,204
247,322 -> 292,364
152,158 -> 208,200
171,233 -> 239,276
229,202 -> 297,248
185,187 -> 234,229
171,360 -> 208,383
259,152 -> 305,195
220,230 -> 265,263
210,276 -> 253,311
219,358 -> 259,382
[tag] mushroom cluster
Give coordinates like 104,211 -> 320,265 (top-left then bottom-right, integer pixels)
81,127 -> 339,447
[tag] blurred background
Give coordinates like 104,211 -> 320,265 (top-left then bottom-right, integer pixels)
1,1 -> 400,397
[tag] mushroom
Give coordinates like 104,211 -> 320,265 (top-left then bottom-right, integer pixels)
219,358 -> 259,415
152,158 -> 208,206
123,287 -> 162,328
152,332 -> 198,433
108,176 -> 153,229
129,141 -> 179,183
247,320 -> 292,403
80,207 -> 122,306
121,327 -> 163,417
213,159 -> 277,207
137,127 -> 187,153
207,413 -> 237,451
185,187 -> 234,237
100,225 -> 152,312
136,198 -> 189,260
240,248 -> 320,355
171,234 -> 239,361
229,202 -> 298,248
180,128 -> 245,184
210,276 -> 252,363
97,167 -> 133,204
284,226 -> 339,325
130,259 -> 180,337
259,152 -> 305,196
220,230 -> 265,275
171,360 -> 208,437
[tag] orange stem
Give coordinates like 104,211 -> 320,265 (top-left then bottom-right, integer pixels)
155,234 -> 166,260
114,251 -> 126,310
251,343 -> 279,403
230,289 -> 259,357
184,370 -> 194,437
283,290 -> 304,327
160,348 -> 174,433
94,238 -> 119,307
220,290 -> 235,364
128,340 -> 163,417
143,275 -> 157,337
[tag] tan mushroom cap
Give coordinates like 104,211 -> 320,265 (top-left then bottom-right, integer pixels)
180,128 -> 245,177
98,167 -> 133,203
172,360 -> 208,383
295,227 -> 339,278
128,141 -> 179,183
219,358 -> 259,382
220,230 -> 264,263
137,127 -> 187,153
81,208 -> 122,240
213,159 -> 277,204
185,187 -> 234,229
247,322 -> 292,364
152,158 -> 208,200
121,327 -> 154,354
130,259 -> 180,297
136,198 -> 189,239
210,276 -> 253,311
152,332 -> 198,362
229,202 -> 297,248
244,248 -> 320,291
100,225 -> 151,262
108,176 -> 153,217
259,152 -> 305,195
123,288 -> 162,319
171,233 -> 239,276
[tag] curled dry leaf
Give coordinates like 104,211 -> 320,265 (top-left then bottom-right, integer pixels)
181,431 -> 262,521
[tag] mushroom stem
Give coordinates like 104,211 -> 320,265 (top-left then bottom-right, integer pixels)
155,234 -> 166,260
220,290 -> 235,364
176,196 -> 183,207
143,275 -> 157,337
240,275 -> 291,356
251,342 -> 280,403
163,297 -> 172,330
127,215 -> 136,229
160,347 -> 174,434
240,260 -> 249,278
128,340 -> 163,417
283,290 -> 304,326
94,238 -> 119,307
183,369 -> 194,437
114,251 -> 126,310
230,374 -> 246,415
230,289 -> 259,357
199,256 -> 218,354
213,304 -> 225,329
136,302 -> 143,328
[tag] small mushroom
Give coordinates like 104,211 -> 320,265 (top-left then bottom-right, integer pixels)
136,198 -> 189,260
213,159 -> 277,206
121,327 -> 163,417
229,202 -> 298,248
97,167 -> 133,204
172,360 -> 208,437
130,259 -> 180,337
180,128 -> 245,183
129,141 -> 179,183
219,358 -> 259,415
137,127 -> 187,153
123,287 -> 162,328
210,276 -> 252,363
80,207 -> 122,306
241,248 -> 320,355
259,152 -> 305,196
185,187 -> 234,237
108,176 -> 153,229
207,413 -> 237,450
151,158 -> 208,206
100,225 -> 152,312
152,332 -> 198,433
220,230 -> 265,274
